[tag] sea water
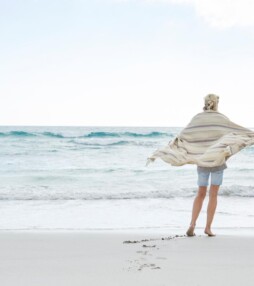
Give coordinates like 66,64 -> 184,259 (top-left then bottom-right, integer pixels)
1,126 -> 254,233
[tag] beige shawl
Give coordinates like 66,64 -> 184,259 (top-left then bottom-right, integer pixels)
146,110 -> 254,167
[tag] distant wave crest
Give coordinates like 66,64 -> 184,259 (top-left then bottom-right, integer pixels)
0,131 -> 36,137
42,132 -> 64,138
0,130 -> 172,139
69,140 -> 155,147
84,131 -> 169,138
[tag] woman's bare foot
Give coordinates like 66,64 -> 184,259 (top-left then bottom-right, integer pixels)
186,225 -> 196,237
204,228 -> 216,237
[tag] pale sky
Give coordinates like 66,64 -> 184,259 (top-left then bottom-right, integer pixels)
1,0 -> 254,127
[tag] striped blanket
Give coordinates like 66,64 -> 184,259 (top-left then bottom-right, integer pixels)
146,110 -> 254,167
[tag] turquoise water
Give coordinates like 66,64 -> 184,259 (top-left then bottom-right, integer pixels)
0,126 -> 254,231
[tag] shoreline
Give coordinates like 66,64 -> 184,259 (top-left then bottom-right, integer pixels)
1,226 -> 254,235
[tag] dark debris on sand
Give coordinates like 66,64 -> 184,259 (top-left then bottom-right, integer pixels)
123,234 -> 188,272
123,234 -> 186,244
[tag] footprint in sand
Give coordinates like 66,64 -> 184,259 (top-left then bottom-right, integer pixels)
156,256 -> 167,260
136,250 -> 148,255
136,250 -> 153,257
138,263 -> 161,271
142,244 -> 156,248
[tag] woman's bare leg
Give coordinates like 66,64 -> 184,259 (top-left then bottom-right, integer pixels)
205,184 -> 220,236
186,186 -> 207,236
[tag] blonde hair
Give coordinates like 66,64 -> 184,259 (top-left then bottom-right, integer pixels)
203,94 -> 219,111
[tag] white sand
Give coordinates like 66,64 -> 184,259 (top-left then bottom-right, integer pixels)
0,231 -> 254,286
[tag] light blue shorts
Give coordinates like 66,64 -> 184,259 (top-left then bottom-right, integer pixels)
197,169 -> 224,186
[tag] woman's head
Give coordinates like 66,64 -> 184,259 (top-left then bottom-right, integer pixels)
203,94 -> 219,111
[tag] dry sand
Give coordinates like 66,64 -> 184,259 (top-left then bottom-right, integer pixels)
0,230 -> 254,286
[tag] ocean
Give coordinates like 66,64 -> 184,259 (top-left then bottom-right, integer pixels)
1,126 -> 254,232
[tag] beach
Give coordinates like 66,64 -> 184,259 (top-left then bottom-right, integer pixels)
3,0 -> 254,284
1,230 -> 254,286
1,126 -> 254,285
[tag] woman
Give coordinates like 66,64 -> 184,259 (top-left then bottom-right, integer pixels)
186,94 -> 227,237
146,94 -> 254,237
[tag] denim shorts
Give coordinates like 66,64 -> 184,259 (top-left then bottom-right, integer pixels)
197,169 -> 224,186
